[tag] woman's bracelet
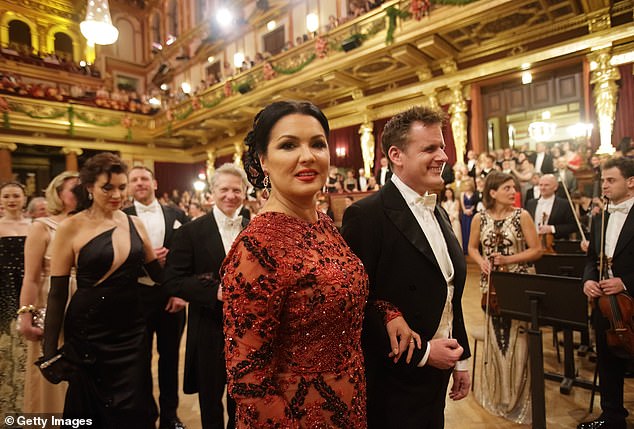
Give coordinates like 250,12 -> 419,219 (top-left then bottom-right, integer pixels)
16,305 -> 36,315
38,353 -> 62,369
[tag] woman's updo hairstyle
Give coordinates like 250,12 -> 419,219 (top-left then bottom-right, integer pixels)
73,152 -> 128,211
243,100 -> 330,188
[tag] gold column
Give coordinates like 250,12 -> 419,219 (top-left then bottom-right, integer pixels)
232,142 -> 244,168
0,143 -> 17,182
589,49 -> 620,155
358,119 -> 375,177
61,147 -> 83,172
449,85 -> 468,164
206,149 -> 216,184
426,91 -> 440,111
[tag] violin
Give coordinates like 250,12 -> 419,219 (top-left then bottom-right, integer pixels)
540,212 -> 556,254
596,197 -> 634,359
481,222 -> 506,316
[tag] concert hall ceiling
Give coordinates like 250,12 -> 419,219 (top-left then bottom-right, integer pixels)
0,0 -> 631,162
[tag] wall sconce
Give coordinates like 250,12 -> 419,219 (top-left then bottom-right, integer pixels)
267,20 -> 276,31
521,71 -> 532,85
181,82 -> 191,94
335,147 -> 347,157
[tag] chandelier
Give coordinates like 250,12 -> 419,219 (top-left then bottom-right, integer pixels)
80,0 -> 119,45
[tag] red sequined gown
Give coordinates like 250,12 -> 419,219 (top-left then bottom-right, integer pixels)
222,211 -> 368,428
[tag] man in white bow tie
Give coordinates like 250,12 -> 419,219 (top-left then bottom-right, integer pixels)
124,166 -> 190,429
342,106 -> 470,429
164,163 -> 250,429
579,157 -> 634,429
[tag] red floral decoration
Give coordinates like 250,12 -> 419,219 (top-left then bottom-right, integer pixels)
191,96 -> 201,110
0,96 -> 9,112
121,114 -> 132,128
224,81 -> 233,97
315,36 -> 328,59
410,0 -> 430,20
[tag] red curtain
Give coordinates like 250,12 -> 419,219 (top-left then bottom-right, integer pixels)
329,125 -> 363,170
154,161 -> 206,196
214,154 -> 233,167
614,63 -> 634,146
373,117 -> 390,175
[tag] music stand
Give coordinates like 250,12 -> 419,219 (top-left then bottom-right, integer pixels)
553,240 -> 584,254
534,253 -> 586,278
492,271 -> 590,429
534,253 -> 591,358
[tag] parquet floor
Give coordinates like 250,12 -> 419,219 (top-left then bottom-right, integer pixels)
153,260 -> 634,428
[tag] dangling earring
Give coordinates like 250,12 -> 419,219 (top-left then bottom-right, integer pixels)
88,192 -> 93,201
261,175 -> 270,199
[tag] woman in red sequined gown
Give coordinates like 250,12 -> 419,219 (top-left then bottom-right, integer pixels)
221,101 -> 368,428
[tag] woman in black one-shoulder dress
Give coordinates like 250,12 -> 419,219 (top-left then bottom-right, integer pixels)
39,153 -> 163,429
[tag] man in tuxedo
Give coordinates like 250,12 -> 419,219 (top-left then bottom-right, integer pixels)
555,156 -> 578,198
525,174 -> 576,239
164,164 -> 250,429
524,172 -> 542,206
530,142 -> 555,174
124,166 -> 189,429
578,157 -> 634,429
376,155 -> 392,187
342,106 -> 470,429
466,149 -> 478,178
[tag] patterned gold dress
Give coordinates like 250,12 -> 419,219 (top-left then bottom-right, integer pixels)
0,235 -> 27,416
222,211 -> 368,428
474,209 -> 532,424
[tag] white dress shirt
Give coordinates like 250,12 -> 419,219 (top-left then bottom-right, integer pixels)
379,167 -> 390,186
605,197 -> 634,284
213,206 -> 243,254
535,152 -> 545,173
134,199 -> 165,285
391,174 -> 468,370
534,195 -> 556,233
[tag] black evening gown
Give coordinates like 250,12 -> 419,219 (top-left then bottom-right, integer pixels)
62,216 -> 156,428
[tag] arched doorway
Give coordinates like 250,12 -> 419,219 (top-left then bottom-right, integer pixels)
54,32 -> 73,61
8,20 -> 31,51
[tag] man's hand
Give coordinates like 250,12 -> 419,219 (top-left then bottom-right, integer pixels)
427,338 -> 463,369
449,370 -> 470,401
165,296 -> 186,313
583,280 -> 602,298
386,316 -> 422,364
538,225 -> 554,235
154,247 -> 169,266
599,277 -> 626,295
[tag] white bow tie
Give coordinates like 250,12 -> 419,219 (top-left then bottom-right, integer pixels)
138,204 -> 159,214
415,193 -> 437,210
224,216 -> 243,228
608,202 -> 631,215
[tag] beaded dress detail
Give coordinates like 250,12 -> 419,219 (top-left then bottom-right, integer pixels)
0,235 -> 27,416
474,209 -> 531,424
222,211 -> 368,428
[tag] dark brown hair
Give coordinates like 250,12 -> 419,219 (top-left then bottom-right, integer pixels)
381,106 -> 446,168
74,152 -> 128,211
483,171 -> 515,209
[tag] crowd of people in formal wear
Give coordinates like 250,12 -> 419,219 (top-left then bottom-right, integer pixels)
0,101 -> 633,429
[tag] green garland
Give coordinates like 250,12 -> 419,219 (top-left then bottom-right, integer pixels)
433,0 -> 478,4
201,95 -> 224,109
3,111 -> 9,129
272,53 -> 317,75
68,106 -> 74,136
10,103 -> 67,120
385,6 -> 411,45
74,110 -> 121,127
174,106 -> 193,121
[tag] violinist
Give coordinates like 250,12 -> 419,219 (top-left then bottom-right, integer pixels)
526,174 -> 577,240
579,157 -> 634,429
468,171 -> 541,424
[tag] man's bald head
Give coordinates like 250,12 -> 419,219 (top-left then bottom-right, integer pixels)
539,174 -> 558,198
